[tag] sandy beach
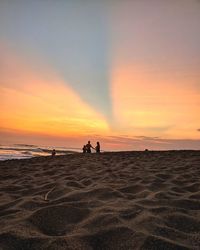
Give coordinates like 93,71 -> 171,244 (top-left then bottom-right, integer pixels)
0,151 -> 200,249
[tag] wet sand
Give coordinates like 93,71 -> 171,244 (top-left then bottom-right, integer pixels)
0,151 -> 200,249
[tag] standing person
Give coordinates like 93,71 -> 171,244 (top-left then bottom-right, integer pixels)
95,142 -> 100,153
86,141 -> 93,153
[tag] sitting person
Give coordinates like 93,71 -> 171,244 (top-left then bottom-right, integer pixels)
82,145 -> 86,153
95,141 -> 100,153
52,149 -> 56,157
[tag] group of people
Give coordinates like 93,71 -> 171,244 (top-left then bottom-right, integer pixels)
51,141 -> 101,157
83,141 -> 100,153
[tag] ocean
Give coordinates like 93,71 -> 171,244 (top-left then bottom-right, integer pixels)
0,144 -> 81,161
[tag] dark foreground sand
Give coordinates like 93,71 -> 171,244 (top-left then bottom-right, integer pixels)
0,151 -> 200,250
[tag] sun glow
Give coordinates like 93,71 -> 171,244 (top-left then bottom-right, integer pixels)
0,47 -> 109,137
111,64 -> 200,139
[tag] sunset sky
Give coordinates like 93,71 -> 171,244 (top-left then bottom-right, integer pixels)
1,0 -> 200,150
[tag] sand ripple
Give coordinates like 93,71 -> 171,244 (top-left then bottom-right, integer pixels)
0,151 -> 200,249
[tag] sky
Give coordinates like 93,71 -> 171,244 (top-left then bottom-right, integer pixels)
0,0 -> 200,150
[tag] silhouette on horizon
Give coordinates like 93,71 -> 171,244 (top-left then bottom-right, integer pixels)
95,141 -> 100,153
86,141 -> 93,153
52,149 -> 56,157
82,145 -> 86,153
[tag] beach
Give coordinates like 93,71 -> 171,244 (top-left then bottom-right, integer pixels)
0,151 -> 200,249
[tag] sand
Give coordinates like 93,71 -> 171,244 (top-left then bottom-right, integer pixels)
0,151 -> 200,249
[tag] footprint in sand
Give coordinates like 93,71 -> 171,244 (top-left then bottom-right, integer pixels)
29,205 -> 90,236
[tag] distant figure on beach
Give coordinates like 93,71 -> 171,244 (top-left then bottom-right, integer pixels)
86,141 -> 93,153
82,145 -> 86,153
95,142 -> 100,153
52,149 -> 56,157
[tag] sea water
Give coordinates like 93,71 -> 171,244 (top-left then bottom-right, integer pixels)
0,144 -> 81,161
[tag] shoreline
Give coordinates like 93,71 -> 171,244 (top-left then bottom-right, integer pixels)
1,149 -> 200,162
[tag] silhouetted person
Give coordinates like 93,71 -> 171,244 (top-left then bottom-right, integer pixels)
86,141 -> 93,153
95,142 -> 100,153
82,145 -> 86,153
52,149 -> 56,157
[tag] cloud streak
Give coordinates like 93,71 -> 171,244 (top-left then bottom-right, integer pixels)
99,135 -> 200,150
1,129 -> 200,151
